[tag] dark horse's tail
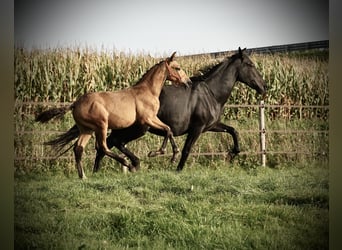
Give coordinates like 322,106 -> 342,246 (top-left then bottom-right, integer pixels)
44,124 -> 80,156
36,104 -> 79,156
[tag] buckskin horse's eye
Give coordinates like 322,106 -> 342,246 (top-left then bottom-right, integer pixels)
173,67 -> 181,71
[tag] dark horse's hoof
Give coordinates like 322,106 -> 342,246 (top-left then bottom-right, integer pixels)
228,149 -> 240,161
170,152 -> 179,164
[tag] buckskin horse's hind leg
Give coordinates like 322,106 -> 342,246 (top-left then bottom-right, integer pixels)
74,133 -> 92,179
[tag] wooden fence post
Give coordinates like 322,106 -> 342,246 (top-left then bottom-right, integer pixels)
259,100 -> 266,167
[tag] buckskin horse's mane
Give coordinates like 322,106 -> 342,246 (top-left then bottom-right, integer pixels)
133,60 -> 164,86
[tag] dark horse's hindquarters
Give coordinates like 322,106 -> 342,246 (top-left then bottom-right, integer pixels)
95,47 -> 267,171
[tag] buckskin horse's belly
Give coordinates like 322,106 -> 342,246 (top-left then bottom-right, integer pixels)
107,110 -> 136,129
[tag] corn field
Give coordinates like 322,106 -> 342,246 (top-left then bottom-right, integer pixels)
14,48 -> 328,106
14,47 -> 329,173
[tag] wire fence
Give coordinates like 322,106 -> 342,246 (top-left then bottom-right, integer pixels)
181,40 -> 329,59
14,101 -> 329,164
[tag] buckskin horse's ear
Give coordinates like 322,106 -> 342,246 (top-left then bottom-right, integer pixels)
169,51 -> 177,62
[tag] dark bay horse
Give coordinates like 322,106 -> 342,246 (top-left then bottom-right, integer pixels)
36,52 -> 191,178
48,48 -> 266,172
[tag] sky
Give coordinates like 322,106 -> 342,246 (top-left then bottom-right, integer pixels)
15,0 -> 329,56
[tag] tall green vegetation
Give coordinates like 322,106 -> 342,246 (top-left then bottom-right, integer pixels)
14,48 -> 328,107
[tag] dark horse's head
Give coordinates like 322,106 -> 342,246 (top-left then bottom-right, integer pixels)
235,47 -> 267,98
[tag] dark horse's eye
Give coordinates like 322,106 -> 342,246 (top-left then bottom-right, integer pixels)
173,67 -> 181,71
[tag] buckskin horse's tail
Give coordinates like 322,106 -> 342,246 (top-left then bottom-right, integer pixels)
45,124 -> 80,156
36,104 -> 79,157
35,104 -> 73,123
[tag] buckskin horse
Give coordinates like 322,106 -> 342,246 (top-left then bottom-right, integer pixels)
36,52 -> 191,178
45,48 -> 266,172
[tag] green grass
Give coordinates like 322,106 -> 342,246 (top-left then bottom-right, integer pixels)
15,163 -> 328,249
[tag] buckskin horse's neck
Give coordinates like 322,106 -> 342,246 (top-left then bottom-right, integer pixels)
142,63 -> 167,97
206,59 -> 239,106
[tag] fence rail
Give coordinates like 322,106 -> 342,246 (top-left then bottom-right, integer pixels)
15,101 -> 329,109
181,40 -> 329,59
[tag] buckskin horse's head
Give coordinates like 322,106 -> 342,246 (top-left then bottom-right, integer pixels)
165,52 -> 192,87
235,47 -> 267,98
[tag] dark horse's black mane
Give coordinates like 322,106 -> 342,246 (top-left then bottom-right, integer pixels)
189,53 -> 239,82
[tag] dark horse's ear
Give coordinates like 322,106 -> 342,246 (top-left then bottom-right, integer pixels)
238,47 -> 247,57
167,51 -> 177,63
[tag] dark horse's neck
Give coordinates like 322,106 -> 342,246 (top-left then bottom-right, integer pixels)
202,56 -> 239,106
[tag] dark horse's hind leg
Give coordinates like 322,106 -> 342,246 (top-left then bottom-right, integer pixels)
148,128 -> 180,163
94,134 -> 115,172
176,127 -> 203,171
94,124 -> 148,172
209,122 -> 240,160
94,142 -> 139,173
94,128 -> 137,173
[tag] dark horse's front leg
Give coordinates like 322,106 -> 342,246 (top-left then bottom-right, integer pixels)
208,122 -> 240,160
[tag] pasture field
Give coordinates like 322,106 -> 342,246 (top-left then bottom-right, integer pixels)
14,48 -> 329,249
15,163 -> 328,249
